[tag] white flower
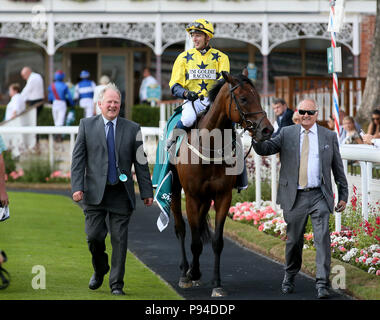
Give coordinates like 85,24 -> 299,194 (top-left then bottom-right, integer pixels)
368,267 -> 376,274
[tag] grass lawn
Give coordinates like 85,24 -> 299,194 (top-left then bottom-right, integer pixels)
0,192 -> 182,300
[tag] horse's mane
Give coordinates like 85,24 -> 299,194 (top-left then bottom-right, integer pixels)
208,73 -> 255,104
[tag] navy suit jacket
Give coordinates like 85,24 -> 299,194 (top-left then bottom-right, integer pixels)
273,108 -> 294,137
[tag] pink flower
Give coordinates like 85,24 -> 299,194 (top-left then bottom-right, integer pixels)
339,246 -> 346,252
258,224 -> 264,232
376,270 -> 380,276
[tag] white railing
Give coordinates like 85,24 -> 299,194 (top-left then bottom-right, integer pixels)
0,126 -> 160,169
252,144 -> 380,232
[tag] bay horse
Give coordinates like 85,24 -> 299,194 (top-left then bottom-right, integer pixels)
170,70 -> 274,297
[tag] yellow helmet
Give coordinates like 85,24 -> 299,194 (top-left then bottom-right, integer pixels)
186,19 -> 214,39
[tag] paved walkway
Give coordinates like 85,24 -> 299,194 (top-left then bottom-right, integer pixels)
10,188 -> 353,300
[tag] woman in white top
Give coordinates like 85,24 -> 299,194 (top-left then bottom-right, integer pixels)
4,83 -> 26,121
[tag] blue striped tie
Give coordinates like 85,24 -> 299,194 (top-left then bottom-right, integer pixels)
106,121 -> 118,184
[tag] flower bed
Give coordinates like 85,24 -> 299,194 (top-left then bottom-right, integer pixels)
228,186 -> 380,275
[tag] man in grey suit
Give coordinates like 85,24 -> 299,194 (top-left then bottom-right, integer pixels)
253,99 -> 348,299
71,83 -> 153,296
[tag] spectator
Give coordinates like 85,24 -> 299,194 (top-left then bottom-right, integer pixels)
327,115 -> 348,145
0,134 -> 9,289
292,110 -> 301,124
0,135 -> 8,208
93,75 -> 110,115
4,83 -> 26,121
362,133 -> 380,148
74,70 -> 96,118
341,116 -> 363,145
48,70 -> 74,128
367,109 -> 380,139
139,67 -> 158,104
20,66 -> 44,117
272,98 -> 294,137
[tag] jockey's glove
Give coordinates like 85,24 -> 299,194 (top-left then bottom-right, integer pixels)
185,90 -> 199,102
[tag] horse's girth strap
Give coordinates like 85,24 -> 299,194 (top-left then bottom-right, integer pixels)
186,142 -> 226,162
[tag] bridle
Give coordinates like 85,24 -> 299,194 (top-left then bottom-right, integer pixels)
228,82 -> 267,137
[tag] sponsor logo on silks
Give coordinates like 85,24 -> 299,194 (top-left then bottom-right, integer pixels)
189,69 -> 216,80
161,192 -> 172,202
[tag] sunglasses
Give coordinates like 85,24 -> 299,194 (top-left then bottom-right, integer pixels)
187,22 -> 214,35
298,109 -> 317,116
372,117 -> 380,121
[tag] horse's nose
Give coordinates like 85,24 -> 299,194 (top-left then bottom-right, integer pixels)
261,124 -> 274,138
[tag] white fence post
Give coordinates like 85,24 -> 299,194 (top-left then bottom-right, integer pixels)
360,161 -> 369,221
271,154 -> 277,207
48,134 -> 54,170
255,151 -> 261,208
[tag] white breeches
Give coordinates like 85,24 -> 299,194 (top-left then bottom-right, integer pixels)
79,98 -> 94,118
180,97 -> 209,128
52,100 -> 67,126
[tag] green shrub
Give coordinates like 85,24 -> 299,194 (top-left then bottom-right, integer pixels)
37,106 -> 84,126
131,104 -> 160,127
19,155 -> 53,183
231,180 -> 271,206
2,150 -> 17,174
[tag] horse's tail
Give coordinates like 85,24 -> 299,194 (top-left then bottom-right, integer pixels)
200,213 -> 212,243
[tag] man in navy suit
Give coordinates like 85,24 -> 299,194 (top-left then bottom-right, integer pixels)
272,98 -> 294,137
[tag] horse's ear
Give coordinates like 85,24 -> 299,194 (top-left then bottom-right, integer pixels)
221,71 -> 232,83
242,67 -> 248,77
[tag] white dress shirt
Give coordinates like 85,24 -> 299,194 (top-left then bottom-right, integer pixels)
102,115 -> 117,142
5,93 -> 26,121
21,72 -> 44,101
298,123 -> 320,189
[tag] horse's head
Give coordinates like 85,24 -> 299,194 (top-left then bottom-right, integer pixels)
221,70 -> 273,142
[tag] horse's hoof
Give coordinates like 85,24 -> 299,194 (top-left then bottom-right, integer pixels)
211,287 -> 227,298
192,280 -> 202,287
179,277 -> 193,289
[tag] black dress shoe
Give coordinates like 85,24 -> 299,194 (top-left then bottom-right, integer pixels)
317,287 -> 330,299
89,266 -> 110,290
281,275 -> 295,294
111,288 -> 126,296
89,273 -> 105,290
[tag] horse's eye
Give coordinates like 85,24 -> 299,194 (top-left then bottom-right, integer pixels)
240,97 -> 247,104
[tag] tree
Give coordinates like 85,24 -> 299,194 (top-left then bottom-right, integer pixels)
358,0 -> 380,125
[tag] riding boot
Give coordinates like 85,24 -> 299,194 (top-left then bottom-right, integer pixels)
236,162 -> 248,193
166,120 -> 190,151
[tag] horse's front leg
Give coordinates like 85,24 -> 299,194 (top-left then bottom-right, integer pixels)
211,192 -> 232,297
186,195 -> 204,285
171,183 -> 191,288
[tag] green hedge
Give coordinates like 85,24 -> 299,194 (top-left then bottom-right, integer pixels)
1,104 -> 160,127
131,104 -> 160,127
0,105 -> 84,126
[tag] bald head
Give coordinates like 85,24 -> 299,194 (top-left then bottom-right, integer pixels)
21,67 -> 32,80
297,99 -> 319,130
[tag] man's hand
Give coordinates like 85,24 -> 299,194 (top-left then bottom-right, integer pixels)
335,200 -> 346,212
72,191 -> 84,202
363,134 -> 374,145
185,91 -> 199,102
143,198 -> 154,207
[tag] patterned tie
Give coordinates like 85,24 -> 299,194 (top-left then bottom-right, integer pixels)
106,121 -> 118,184
299,129 -> 309,188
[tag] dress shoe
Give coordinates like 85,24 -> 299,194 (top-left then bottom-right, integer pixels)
89,273 -> 105,290
281,275 -> 295,294
89,266 -> 110,290
317,287 -> 330,299
111,288 -> 126,296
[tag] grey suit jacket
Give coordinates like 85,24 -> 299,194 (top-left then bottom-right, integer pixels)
253,124 -> 348,213
71,115 -> 153,210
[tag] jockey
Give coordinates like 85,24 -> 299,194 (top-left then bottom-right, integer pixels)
167,18 -> 230,148
48,70 -> 74,127
74,70 -> 96,118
